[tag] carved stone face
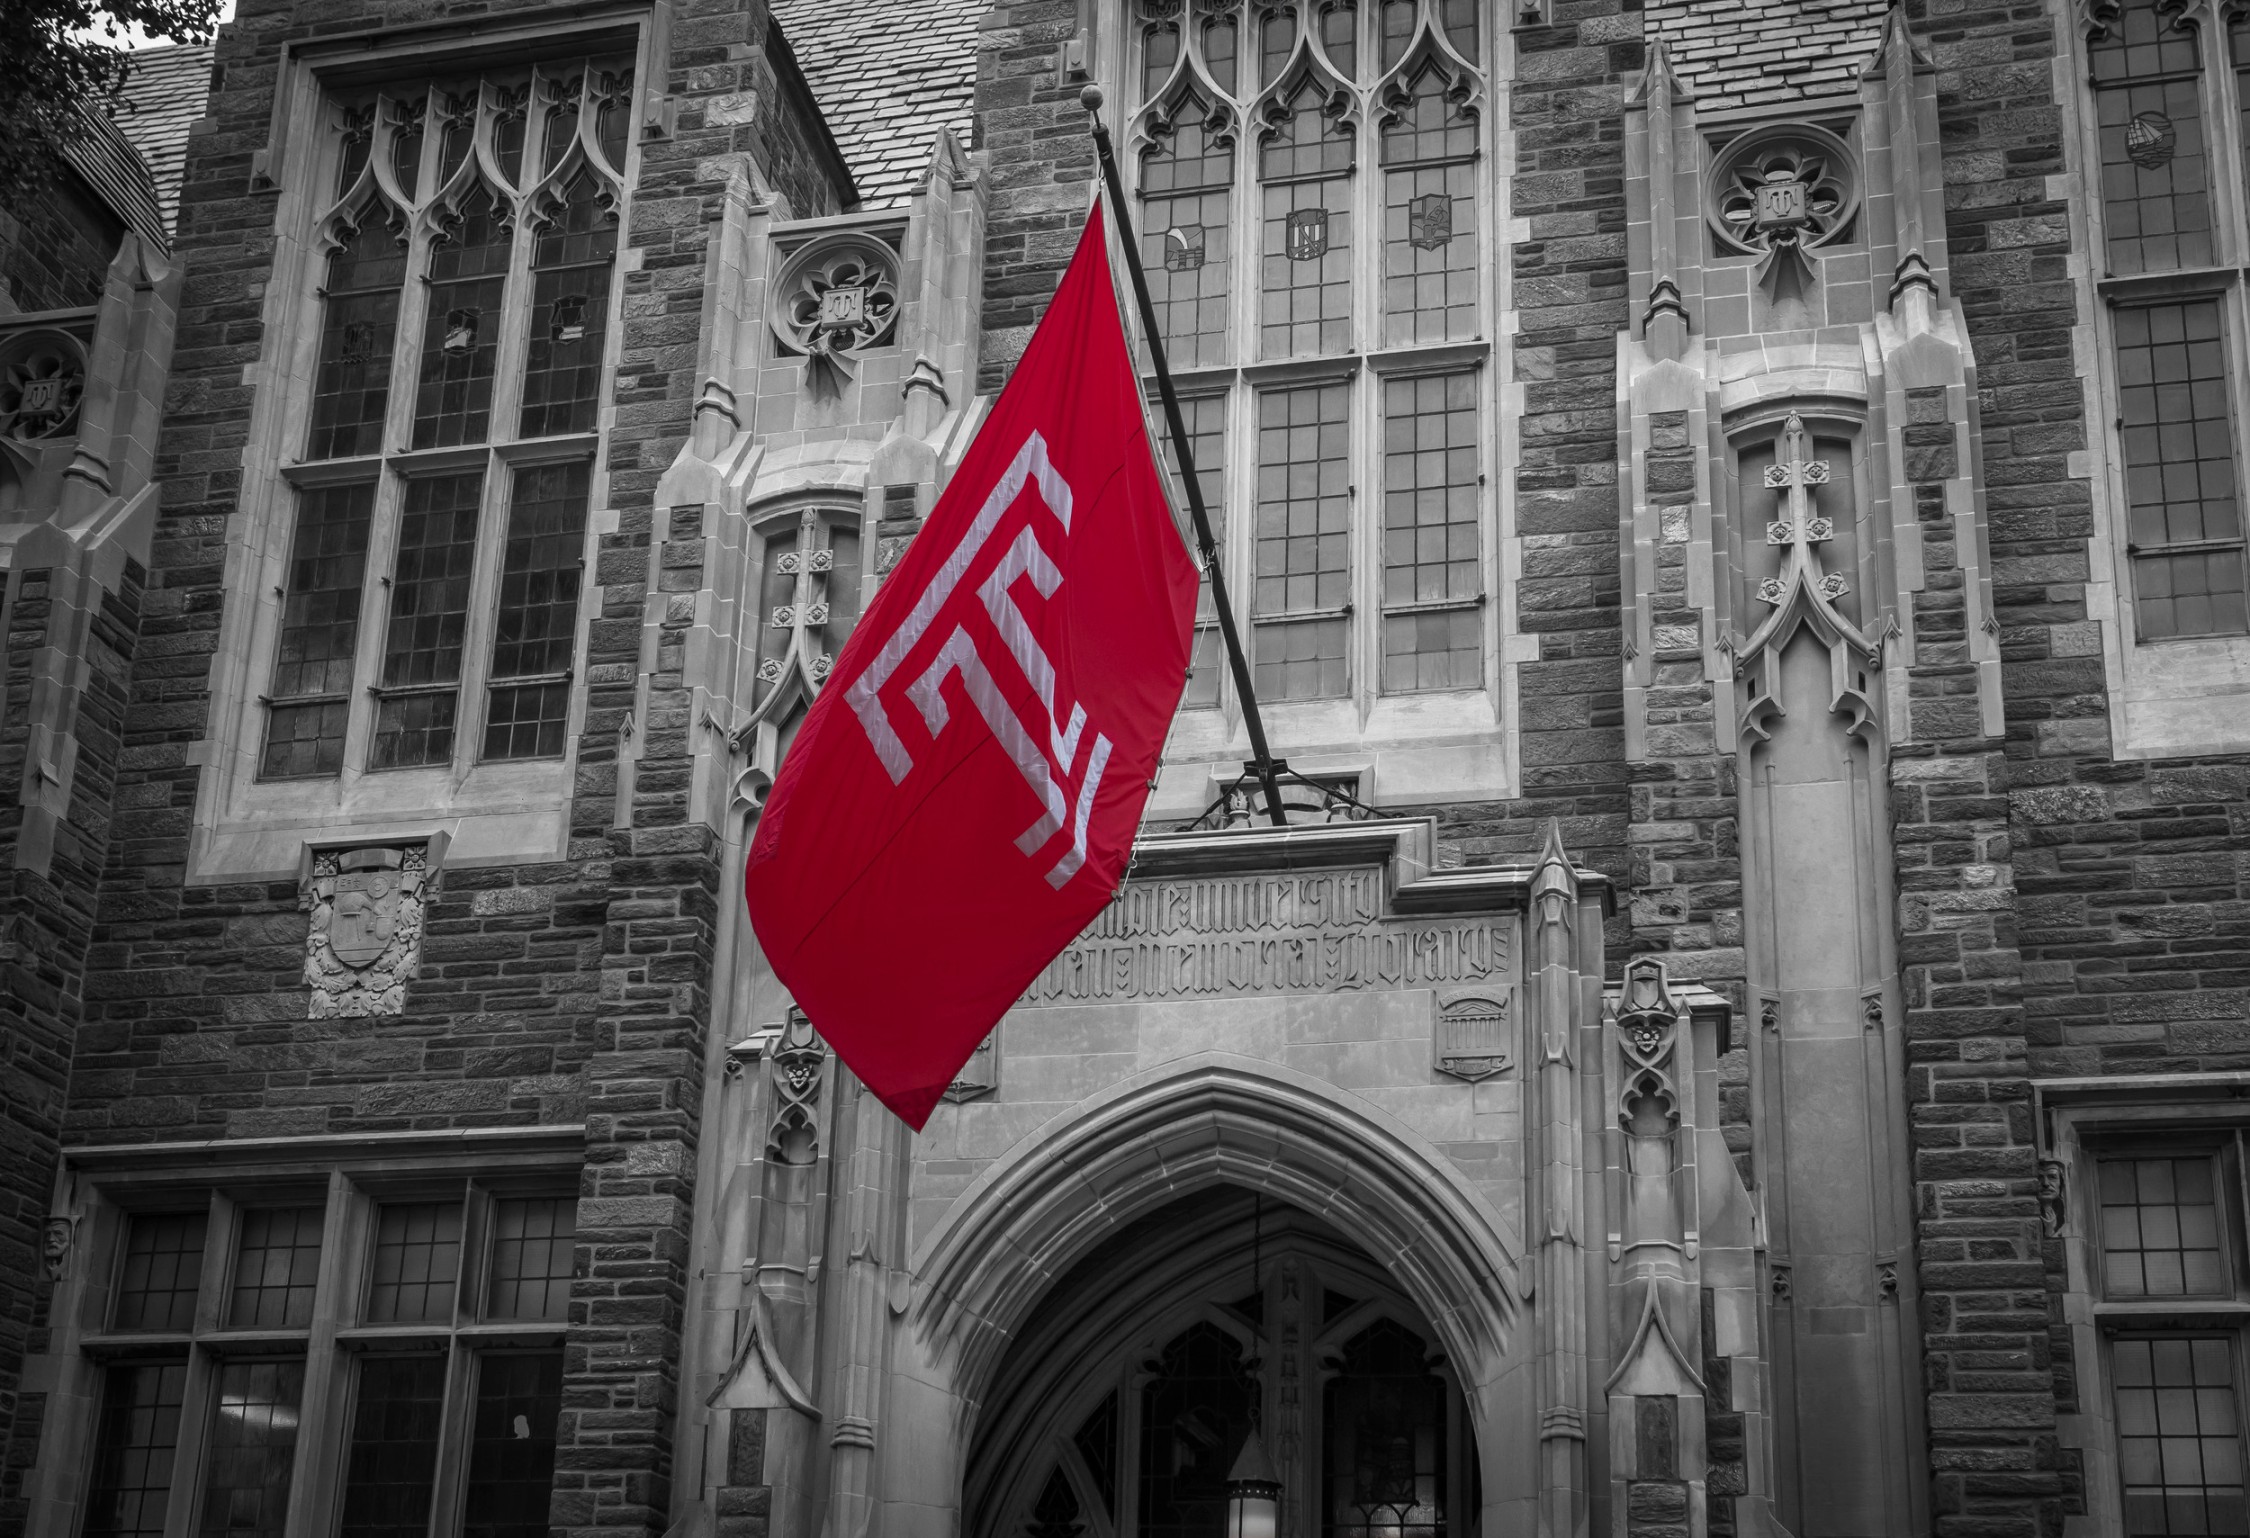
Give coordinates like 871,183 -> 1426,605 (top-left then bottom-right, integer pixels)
41,1219 -> 69,1262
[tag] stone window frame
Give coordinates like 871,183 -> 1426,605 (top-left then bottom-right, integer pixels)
189,7 -> 658,885
2040,1075 -> 2250,1531
969,1220 -> 1475,1538
23,1128 -> 583,1538
2055,0 -> 2250,757
1096,0 -> 1530,807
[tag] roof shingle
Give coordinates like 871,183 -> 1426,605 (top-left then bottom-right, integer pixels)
115,44 -> 215,237
1647,0 -> 1888,113
769,0 -> 982,209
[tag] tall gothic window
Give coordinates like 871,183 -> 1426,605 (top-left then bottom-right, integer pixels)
2082,0 -> 2250,639
1127,0 -> 1489,710
264,58 -> 632,779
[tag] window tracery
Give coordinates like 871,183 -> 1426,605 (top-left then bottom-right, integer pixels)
263,55 -> 632,780
1124,0 -> 1489,712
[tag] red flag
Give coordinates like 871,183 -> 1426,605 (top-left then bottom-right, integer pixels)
745,201 -> 1198,1130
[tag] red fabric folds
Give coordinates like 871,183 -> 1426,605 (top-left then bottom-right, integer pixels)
745,201 -> 1197,1130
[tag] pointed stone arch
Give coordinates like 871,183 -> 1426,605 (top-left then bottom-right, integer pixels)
908,1053 -> 1524,1418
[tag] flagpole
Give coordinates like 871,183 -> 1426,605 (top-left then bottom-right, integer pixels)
1082,83 -> 1290,831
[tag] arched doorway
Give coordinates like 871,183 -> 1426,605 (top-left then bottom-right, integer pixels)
966,1188 -> 1480,1538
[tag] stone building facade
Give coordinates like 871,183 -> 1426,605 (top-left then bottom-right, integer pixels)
5,0 -> 2250,1537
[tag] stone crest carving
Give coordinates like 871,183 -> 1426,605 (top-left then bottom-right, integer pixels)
0,329 -> 88,441
300,839 -> 443,1018
769,233 -> 901,401
942,1029 -> 1000,1104
1434,988 -> 1511,1082
1705,123 -> 1858,258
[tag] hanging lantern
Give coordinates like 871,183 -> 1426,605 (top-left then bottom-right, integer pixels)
1224,1429 -> 1281,1538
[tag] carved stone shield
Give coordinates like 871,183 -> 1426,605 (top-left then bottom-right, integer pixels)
942,1029 -> 999,1104
1435,989 -> 1511,1082
329,870 -> 400,967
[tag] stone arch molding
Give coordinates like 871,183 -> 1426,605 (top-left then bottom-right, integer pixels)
910,1054 -> 1524,1412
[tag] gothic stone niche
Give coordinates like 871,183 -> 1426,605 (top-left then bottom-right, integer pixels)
1434,988 -> 1510,1082
299,840 -> 441,1018
768,232 -> 902,402
0,328 -> 88,441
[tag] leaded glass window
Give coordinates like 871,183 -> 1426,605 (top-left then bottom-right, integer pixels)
1380,372 -> 1481,690
2114,1337 -> 2247,1535
197,1361 -> 304,1538
66,1173 -> 579,1538
264,54 -> 632,778
1323,1320 -> 1448,1538
2079,0 -> 2250,638
1255,382 -> 1353,700
84,1363 -> 187,1538
1126,0 -> 1489,713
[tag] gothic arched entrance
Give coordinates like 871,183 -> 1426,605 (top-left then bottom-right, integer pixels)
966,1188 -> 1480,1538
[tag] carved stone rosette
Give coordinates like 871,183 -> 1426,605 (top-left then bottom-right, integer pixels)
299,840 -> 441,1018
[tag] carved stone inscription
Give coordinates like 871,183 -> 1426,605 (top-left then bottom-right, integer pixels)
1020,869 -> 1511,1005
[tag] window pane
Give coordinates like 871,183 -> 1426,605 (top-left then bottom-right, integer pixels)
2093,0 -> 2214,275
2102,1156 -> 2228,1298
1381,75 -> 1477,347
308,215 -> 407,460
1142,18 -> 1180,105
374,471 -> 484,769
1154,391 -> 1228,708
367,1202 -> 462,1324
230,1207 -> 324,1329
487,1198 -> 576,1322
1261,89 -> 1356,358
339,1355 -> 446,1538
461,1352 -> 564,1538
197,1361 -> 304,1538
2139,548 -> 2250,641
1381,372 -> 1481,691
1320,0 -> 1358,80
412,188 -> 511,449
1142,114 -> 1233,369
1324,1320 -> 1447,1538
84,1363 -> 188,1538
520,172 -> 619,438
1140,1323 -> 1256,1538
116,1212 -> 207,1332
2115,1336 -> 2249,1535
485,461 -> 589,760
263,482 -> 375,779
2112,299 -> 2250,639
1254,383 -> 1351,700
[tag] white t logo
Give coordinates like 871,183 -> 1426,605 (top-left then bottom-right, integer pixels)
843,434 -> 1114,888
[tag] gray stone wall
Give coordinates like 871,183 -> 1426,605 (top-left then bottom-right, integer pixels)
0,563 -> 143,1538
1,4 -> 853,1538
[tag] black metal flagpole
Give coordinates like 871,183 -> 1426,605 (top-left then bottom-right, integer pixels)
1082,83 -> 1290,831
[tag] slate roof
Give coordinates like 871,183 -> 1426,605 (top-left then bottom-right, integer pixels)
1647,0 -> 1888,113
115,44 -> 215,237
770,0 -> 982,208
59,106 -> 168,254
